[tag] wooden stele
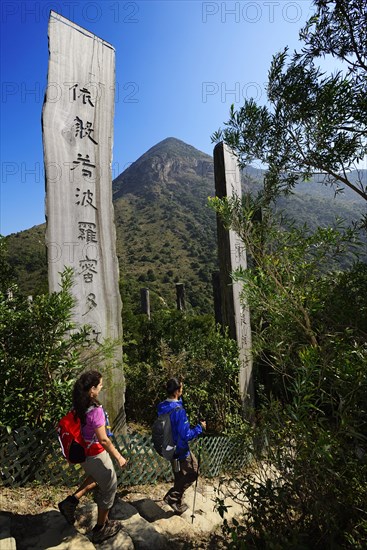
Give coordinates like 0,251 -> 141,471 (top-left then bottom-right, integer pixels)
176,283 -> 186,311
212,271 -> 222,327
42,11 -> 125,432
214,142 -> 254,412
140,288 -> 151,319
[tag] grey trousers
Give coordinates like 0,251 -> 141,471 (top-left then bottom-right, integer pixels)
81,450 -> 117,509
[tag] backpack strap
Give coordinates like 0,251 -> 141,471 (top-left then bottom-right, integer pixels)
169,406 -> 183,455
83,404 -> 105,449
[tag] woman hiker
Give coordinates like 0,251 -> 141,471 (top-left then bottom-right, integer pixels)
58,370 -> 127,544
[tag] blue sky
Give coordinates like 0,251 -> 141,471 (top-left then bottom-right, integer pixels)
1,0 -> 325,235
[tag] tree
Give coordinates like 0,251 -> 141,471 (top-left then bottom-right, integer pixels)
0,268 -> 102,430
209,5 -> 367,543
0,236 -> 15,295
123,310 -> 242,433
210,192 -> 367,548
213,0 -> 367,203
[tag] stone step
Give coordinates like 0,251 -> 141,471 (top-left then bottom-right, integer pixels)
1,481 -> 243,548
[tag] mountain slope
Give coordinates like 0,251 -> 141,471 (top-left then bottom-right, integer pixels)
5,138 -> 219,313
112,138 -> 217,312
4,138 -> 366,314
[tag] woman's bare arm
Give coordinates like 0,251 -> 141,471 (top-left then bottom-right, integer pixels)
94,425 -> 127,468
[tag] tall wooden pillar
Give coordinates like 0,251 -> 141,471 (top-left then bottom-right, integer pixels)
213,142 -> 254,412
43,11 -> 125,432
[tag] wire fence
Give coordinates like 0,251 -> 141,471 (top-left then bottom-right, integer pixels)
0,426 -> 249,488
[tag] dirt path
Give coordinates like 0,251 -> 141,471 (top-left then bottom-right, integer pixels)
0,482 -> 230,548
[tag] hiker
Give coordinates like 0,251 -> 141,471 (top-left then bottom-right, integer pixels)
58,370 -> 127,544
159,377 -> 206,514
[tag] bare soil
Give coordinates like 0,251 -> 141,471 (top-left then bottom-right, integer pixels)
0,482 -> 229,549
0,481 -> 171,515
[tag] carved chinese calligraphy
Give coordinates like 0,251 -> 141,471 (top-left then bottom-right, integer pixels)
78,222 -> 97,242
74,116 -> 98,144
214,142 -> 254,413
70,84 -> 95,107
43,11 -> 125,432
71,154 -> 96,179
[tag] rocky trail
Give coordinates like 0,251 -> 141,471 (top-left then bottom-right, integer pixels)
1,479 -> 243,549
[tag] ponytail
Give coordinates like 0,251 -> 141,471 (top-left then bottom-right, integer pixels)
72,370 -> 102,425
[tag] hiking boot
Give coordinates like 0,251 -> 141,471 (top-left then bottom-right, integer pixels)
58,495 -> 78,524
163,493 -> 175,507
163,496 -> 188,515
171,502 -> 188,515
91,520 -> 122,544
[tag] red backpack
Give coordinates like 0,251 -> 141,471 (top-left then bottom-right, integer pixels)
57,410 -> 87,464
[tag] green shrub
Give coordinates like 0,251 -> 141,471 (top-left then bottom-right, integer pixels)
0,268 -> 98,431
123,310 -> 243,433
210,179 -> 367,548
221,347 -> 367,548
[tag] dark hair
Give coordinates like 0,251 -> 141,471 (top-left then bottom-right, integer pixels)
72,370 -> 102,425
166,377 -> 182,396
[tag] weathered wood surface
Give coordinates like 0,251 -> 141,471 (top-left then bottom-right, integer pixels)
42,11 -> 125,430
212,271 -> 222,326
214,142 -> 254,411
140,288 -> 151,319
176,283 -> 186,311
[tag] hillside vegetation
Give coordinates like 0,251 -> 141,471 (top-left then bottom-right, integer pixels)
4,137 -> 366,314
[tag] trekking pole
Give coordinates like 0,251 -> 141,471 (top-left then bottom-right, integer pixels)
191,437 -> 202,524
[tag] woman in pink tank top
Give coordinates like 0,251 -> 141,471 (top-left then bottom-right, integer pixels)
58,370 -> 127,544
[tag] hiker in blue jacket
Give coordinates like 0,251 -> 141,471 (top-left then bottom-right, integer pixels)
159,377 -> 206,514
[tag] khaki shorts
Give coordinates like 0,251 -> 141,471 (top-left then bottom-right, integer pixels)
82,450 -> 117,509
